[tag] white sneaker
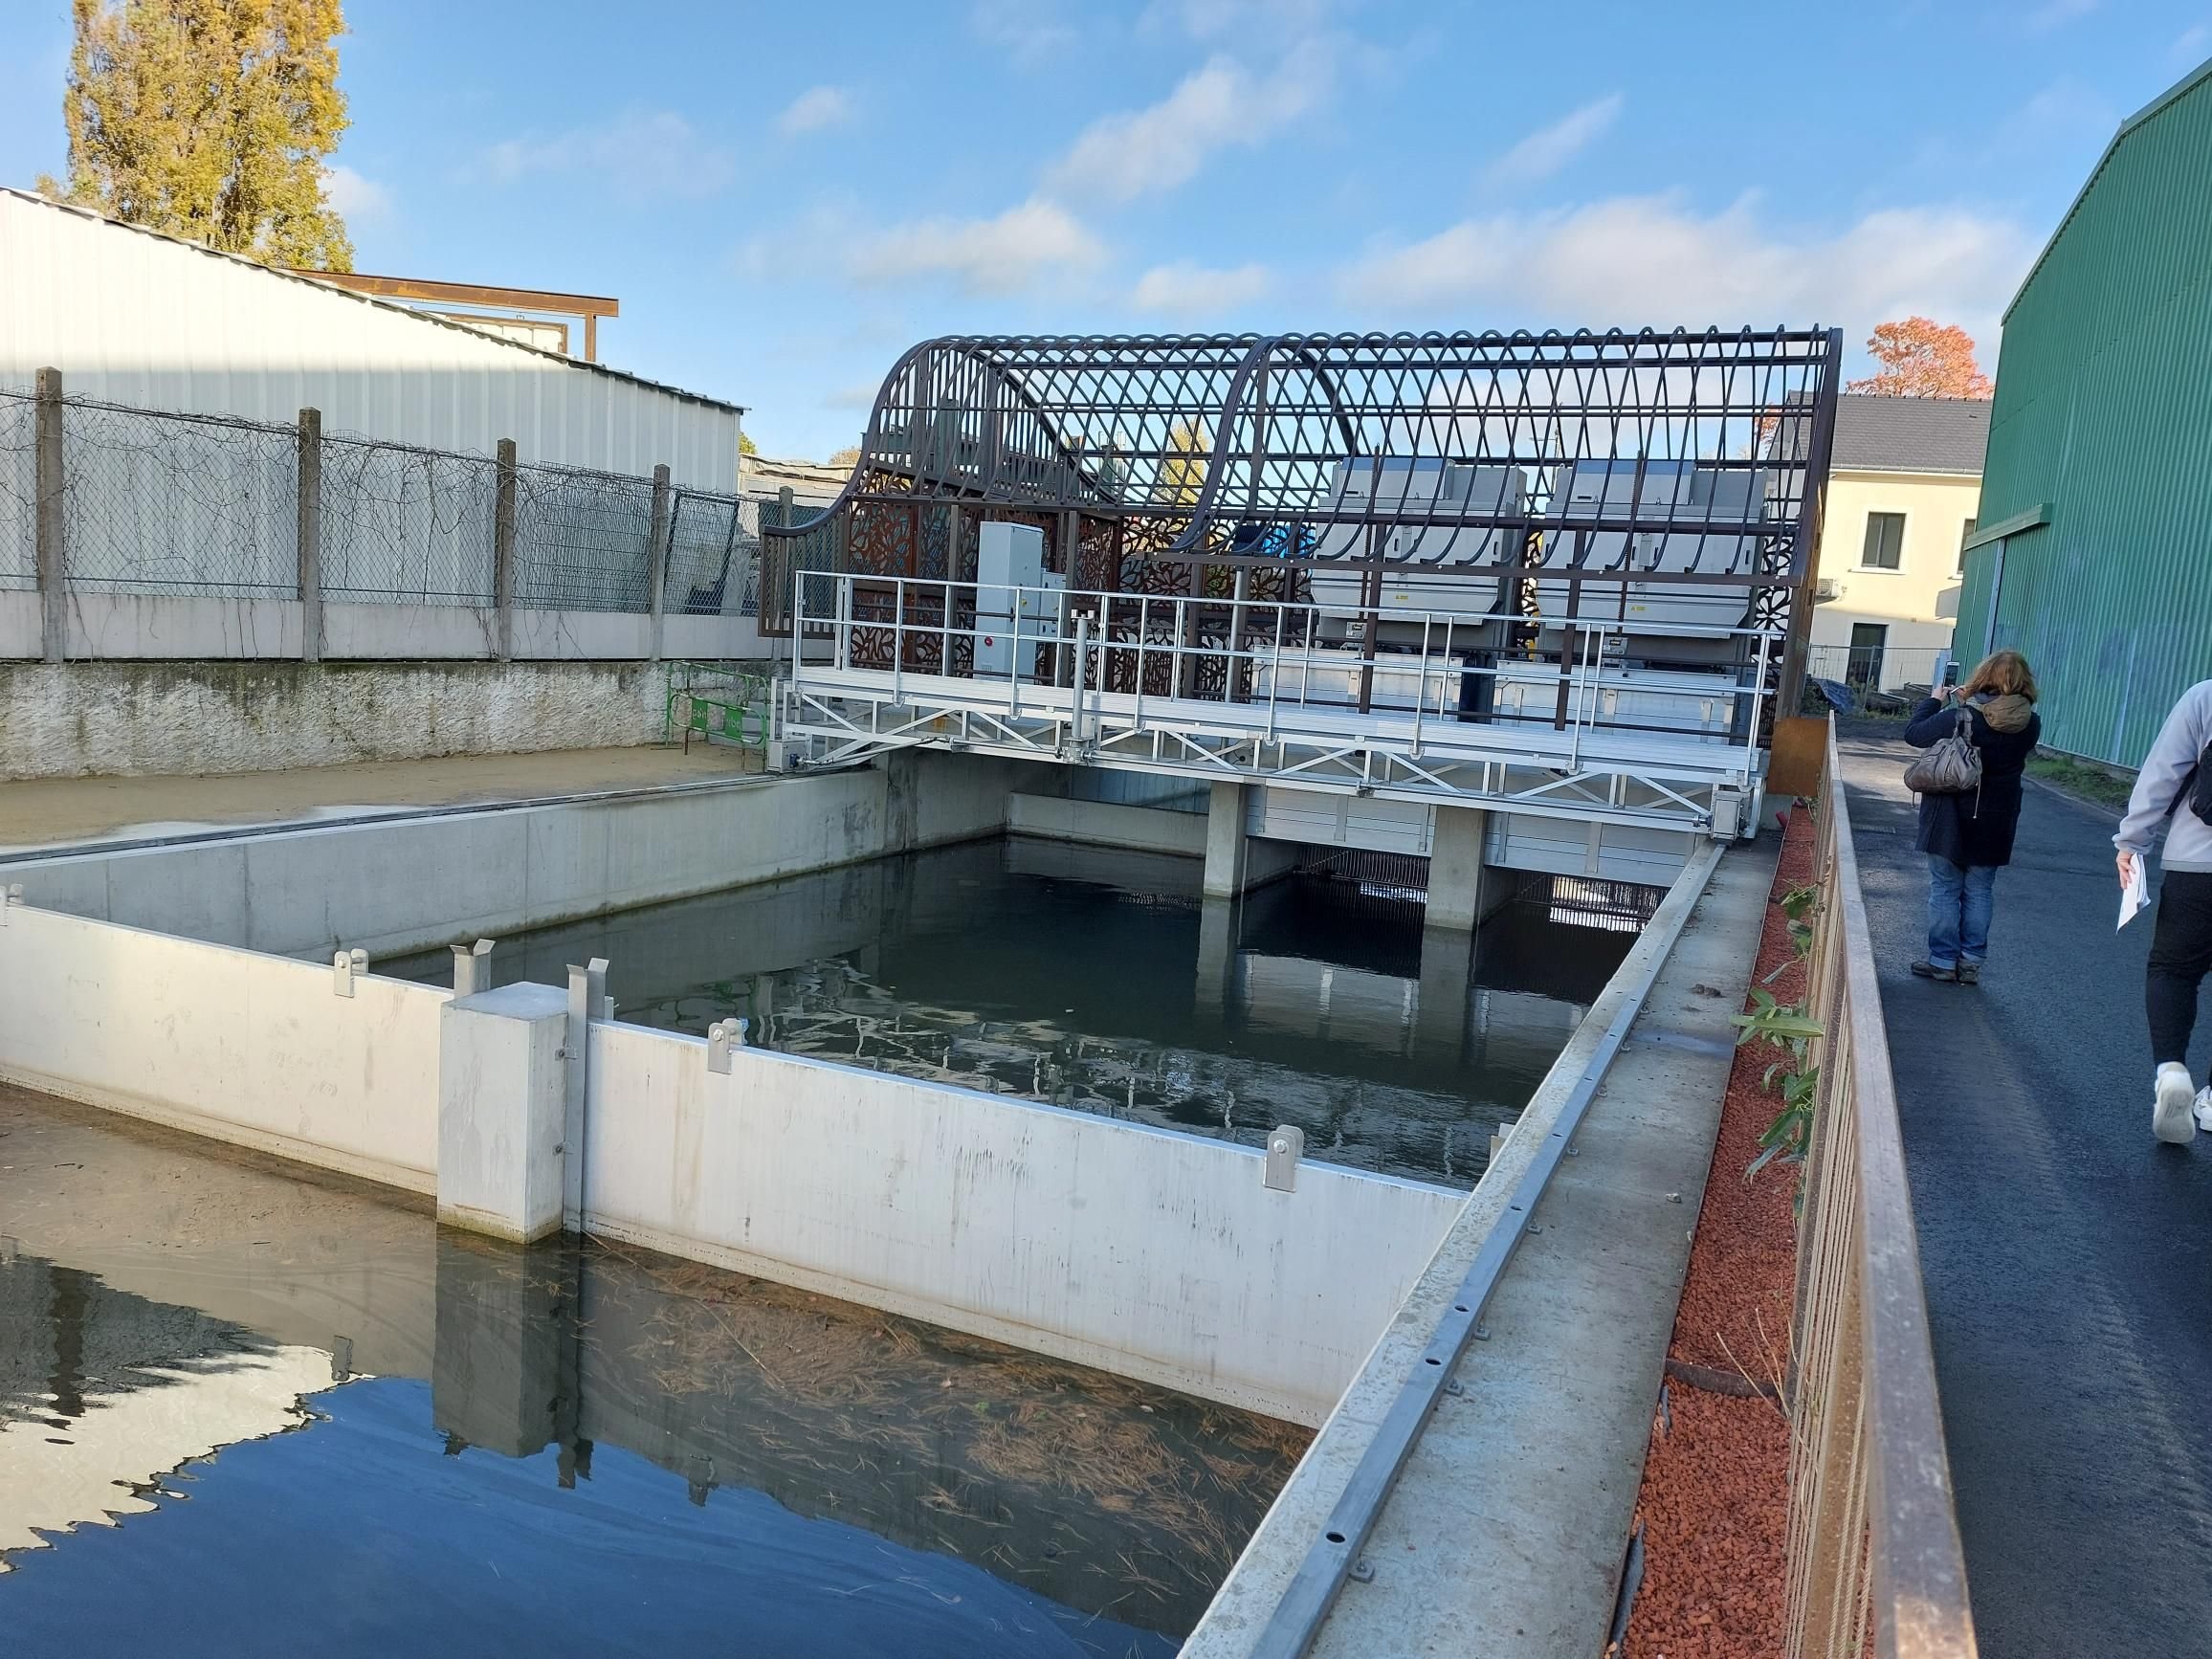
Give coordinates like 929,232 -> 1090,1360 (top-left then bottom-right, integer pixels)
2195,1087 -> 2212,1135
2155,1063 -> 2198,1144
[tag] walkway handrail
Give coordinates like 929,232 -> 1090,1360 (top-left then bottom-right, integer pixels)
1786,720 -> 1978,1657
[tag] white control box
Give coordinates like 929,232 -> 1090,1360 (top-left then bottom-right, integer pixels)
975,521 -> 1054,677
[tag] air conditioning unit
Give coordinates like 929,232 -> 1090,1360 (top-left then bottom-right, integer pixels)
1813,578 -> 1842,601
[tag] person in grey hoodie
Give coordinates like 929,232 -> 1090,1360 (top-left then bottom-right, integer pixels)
2115,679 -> 2212,1143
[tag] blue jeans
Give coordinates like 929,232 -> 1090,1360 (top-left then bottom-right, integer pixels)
1926,855 -> 1997,967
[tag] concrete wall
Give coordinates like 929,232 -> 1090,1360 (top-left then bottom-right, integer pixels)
1,753 -> 1045,959
0,901 -> 442,1190
1005,792 -> 1210,857
0,656 -> 686,780
580,1023 -> 1467,1425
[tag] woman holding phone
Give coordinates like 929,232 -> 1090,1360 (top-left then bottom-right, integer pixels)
1901,649 -> 2042,986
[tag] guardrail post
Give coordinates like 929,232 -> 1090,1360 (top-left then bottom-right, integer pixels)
297,407 -> 322,663
647,462 -> 671,663
494,438 -> 518,660
33,367 -> 63,664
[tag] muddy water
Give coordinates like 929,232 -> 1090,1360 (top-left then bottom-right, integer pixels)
390,836 -> 1638,1187
0,1092 -> 1305,1657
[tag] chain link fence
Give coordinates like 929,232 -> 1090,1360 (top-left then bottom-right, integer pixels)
0,381 -> 770,622
0,391 -> 36,589
321,434 -> 498,606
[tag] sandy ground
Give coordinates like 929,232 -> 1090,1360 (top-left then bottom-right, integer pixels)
0,743 -> 763,852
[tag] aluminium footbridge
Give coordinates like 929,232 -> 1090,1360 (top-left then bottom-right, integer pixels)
763,329 -> 1843,846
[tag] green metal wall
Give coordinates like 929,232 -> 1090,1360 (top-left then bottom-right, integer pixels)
1954,61 -> 2212,766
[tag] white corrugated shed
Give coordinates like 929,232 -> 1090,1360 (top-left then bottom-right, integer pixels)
0,188 -> 742,489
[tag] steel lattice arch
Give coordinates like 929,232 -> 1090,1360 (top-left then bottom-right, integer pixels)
761,327 -> 1843,665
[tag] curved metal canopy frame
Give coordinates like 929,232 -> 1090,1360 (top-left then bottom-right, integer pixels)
762,326 -> 1843,634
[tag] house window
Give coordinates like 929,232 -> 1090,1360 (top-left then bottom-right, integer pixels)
1958,517 -> 1977,575
1860,512 -> 1905,571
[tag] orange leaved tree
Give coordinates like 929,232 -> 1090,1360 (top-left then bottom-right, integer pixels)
1846,318 -> 1993,398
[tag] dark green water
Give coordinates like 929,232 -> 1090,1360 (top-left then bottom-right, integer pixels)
390,836 -> 1638,1188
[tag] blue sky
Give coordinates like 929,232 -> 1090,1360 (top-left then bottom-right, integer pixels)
2,0 -> 2208,456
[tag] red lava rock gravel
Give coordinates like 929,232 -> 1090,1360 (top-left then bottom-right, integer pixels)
1619,807 -> 1816,1659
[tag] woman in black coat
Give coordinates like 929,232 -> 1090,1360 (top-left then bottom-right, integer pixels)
1901,649 -> 2042,984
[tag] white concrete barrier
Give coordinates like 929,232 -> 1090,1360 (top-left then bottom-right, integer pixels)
578,1023 -> 1467,1426
0,901 -> 442,1190
1,754 -> 1044,960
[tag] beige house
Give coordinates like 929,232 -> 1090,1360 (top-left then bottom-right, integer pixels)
1804,395 -> 1987,693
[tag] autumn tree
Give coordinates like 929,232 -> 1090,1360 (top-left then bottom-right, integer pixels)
41,0 -> 354,270
1152,419 -> 1211,507
1846,318 -> 1993,399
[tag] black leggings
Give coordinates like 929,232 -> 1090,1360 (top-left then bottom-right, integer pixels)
2148,870 -> 2212,1066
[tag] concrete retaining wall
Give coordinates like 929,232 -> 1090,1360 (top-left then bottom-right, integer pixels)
1005,792 -> 1211,857
0,656 -> 681,780
579,1023 -> 1466,1425
0,753 -> 1048,960
0,901 -> 442,1190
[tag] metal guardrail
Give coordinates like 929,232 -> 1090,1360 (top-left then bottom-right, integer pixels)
1245,840 -> 1727,1656
663,660 -> 773,751
1785,720 -> 1977,1657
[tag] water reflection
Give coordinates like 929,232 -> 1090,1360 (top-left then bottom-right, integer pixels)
392,837 -> 1637,1186
0,1096 -> 1302,1654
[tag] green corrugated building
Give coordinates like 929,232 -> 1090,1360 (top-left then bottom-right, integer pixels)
1953,55 -> 2212,766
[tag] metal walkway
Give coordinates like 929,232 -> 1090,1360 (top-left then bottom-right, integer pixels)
777,574 -> 1776,837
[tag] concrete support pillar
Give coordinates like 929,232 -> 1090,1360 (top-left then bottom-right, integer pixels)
1202,782 -> 1298,899
297,408 -> 322,663
493,438 -> 519,661
33,367 -> 64,665
647,462 -> 671,664
1425,805 -> 1491,932
438,982 -> 570,1243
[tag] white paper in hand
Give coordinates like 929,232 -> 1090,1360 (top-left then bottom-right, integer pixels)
2120,857 -> 2151,930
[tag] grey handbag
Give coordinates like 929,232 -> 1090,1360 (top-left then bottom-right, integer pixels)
1903,705 -> 1983,795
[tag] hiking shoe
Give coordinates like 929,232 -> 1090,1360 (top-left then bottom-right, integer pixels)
2155,1063 -> 2198,1144
1910,960 -> 1958,982
1957,962 -> 1981,986
2195,1087 -> 2212,1136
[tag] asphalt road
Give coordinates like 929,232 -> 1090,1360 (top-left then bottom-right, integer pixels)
1841,732 -> 2212,1658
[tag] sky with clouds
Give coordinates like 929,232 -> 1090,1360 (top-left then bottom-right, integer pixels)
1,0 -> 2208,456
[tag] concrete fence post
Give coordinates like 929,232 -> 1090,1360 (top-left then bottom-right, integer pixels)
494,438 -> 519,660
33,366 -> 64,664
297,407 -> 323,663
647,463 -> 671,664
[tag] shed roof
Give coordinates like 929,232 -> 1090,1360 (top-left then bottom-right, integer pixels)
1828,393 -> 1988,476
0,187 -> 743,413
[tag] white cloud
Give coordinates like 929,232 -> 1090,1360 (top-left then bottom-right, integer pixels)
2172,22 -> 2211,61
1338,193 -> 2036,348
1049,46 -> 1331,204
777,85 -> 853,138
1141,0 -> 1338,39
323,165 -> 389,219
1485,95 -> 1622,188
850,196 -> 1103,295
1132,259 -> 1272,315
971,0 -> 1077,62
483,110 -> 734,198
2025,0 -> 2097,31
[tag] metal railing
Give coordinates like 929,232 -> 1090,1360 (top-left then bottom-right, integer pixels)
1803,645 -> 1955,707
793,569 -> 1781,763
1786,719 -> 1977,1657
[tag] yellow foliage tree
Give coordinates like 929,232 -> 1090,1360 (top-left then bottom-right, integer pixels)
43,0 -> 354,271
1153,419 -> 1211,507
